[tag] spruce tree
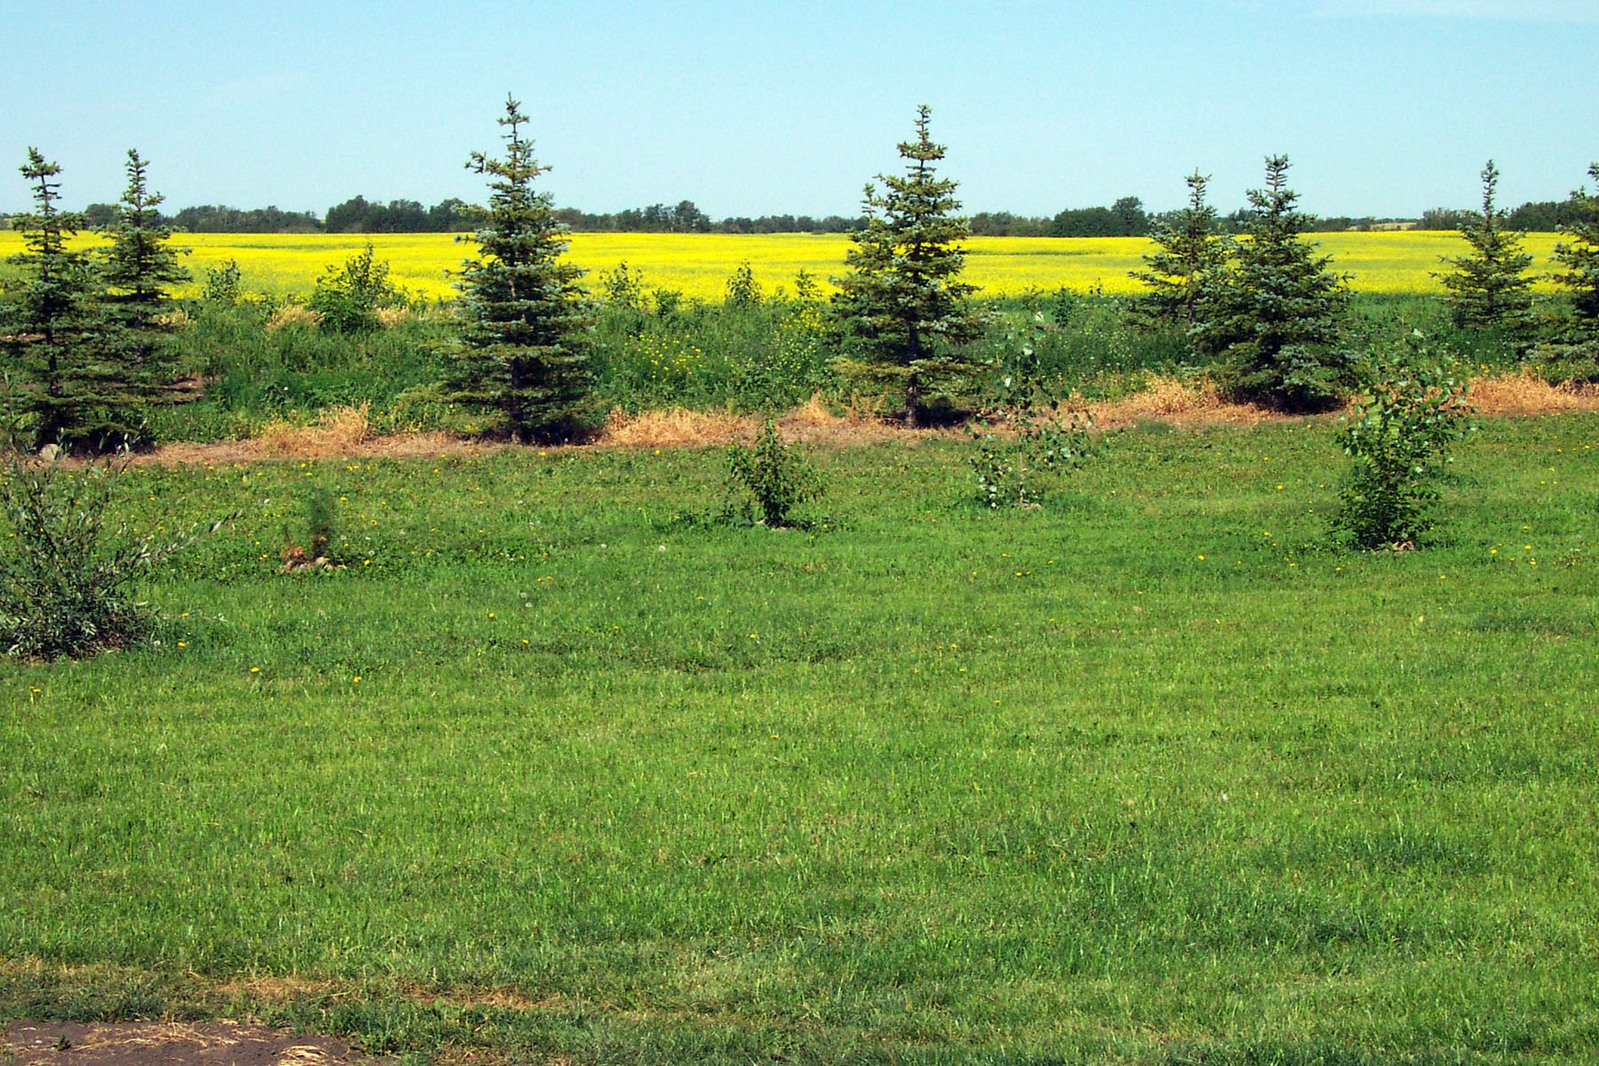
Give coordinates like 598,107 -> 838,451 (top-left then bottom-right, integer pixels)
1129,171 -> 1230,329
1197,155 -> 1352,412
1551,160 -> 1599,329
99,149 -> 188,411
832,105 -> 979,425
1435,160 -> 1534,340
442,96 -> 592,443
1,149 -> 124,450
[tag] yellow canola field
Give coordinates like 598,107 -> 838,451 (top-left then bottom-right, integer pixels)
0,230 -> 1567,302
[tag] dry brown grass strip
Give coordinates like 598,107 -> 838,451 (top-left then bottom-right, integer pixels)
597,407 -> 751,449
1087,374 -> 1281,429
1468,366 -> 1599,416
254,404 -> 372,460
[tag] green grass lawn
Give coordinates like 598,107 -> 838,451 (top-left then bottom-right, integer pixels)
3,415 -> 1597,1064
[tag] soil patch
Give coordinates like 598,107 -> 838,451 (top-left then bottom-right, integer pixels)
2,1019 -> 386,1066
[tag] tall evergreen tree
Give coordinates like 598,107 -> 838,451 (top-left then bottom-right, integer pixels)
1197,155 -> 1352,412
1551,160 -> 1599,329
1,149 -> 125,450
1435,160 -> 1534,340
99,149 -> 188,411
1129,171 -> 1230,329
442,96 -> 592,443
832,105 -> 979,425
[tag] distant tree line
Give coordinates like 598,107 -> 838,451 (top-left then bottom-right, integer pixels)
6,186 -> 1589,237
1419,192 -> 1591,233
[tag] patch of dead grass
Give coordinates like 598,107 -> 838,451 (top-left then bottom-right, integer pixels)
265,305 -> 325,332
1087,374 -> 1279,428
597,407 -> 750,449
254,404 -> 372,460
1468,366 -> 1599,416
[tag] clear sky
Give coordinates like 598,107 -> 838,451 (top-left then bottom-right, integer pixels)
3,0 -> 1595,220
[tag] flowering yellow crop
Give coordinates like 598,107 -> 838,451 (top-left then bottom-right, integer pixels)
0,229 -> 1566,302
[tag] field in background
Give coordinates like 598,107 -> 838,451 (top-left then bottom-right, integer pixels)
0,230 -> 1569,302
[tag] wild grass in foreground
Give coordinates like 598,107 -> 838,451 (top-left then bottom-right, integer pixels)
2,415 -> 1597,1063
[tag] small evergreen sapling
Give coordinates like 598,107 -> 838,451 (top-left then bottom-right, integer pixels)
442,96 -> 594,443
832,105 -> 980,425
1197,155 -> 1353,412
1129,171 -> 1231,332
1435,160 -> 1534,342
98,149 -> 188,421
2,150 -> 121,450
1552,160 -> 1599,325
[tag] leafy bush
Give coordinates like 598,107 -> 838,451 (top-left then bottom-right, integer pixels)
0,447 -> 230,659
200,259 -> 243,306
306,243 -> 407,332
724,419 -> 821,528
1333,336 -> 1473,550
968,328 -> 1098,508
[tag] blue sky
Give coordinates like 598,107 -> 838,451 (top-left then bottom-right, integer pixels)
3,0 -> 1595,219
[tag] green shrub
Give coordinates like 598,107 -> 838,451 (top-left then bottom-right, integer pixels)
200,259 -> 243,306
0,447 -> 231,659
724,419 -> 821,528
1333,335 -> 1473,550
968,337 -> 1097,509
306,243 -> 406,332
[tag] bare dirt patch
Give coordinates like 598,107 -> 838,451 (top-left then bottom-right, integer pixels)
2,1019 -> 386,1066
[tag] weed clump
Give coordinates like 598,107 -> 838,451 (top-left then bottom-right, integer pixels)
723,420 -> 821,528
0,446 -> 230,659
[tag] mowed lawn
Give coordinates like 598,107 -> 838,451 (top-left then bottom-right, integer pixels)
2,415 -> 1597,1063
0,229 -> 1571,302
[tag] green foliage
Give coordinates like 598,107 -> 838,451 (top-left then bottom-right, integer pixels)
306,242 -> 406,332
599,260 -> 648,312
1551,160 -> 1599,330
100,149 -> 189,319
97,149 -> 188,420
968,318 -> 1097,508
1129,171 -> 1231,331
1333,335 -> 1473,550
791,268 -> 821,303
1435,160 -> 1535,341
832,105 -> 981,425
590,295 -> 832,414
723,419 -> 821,527
441,96 -> 594,444
724,261 -> 762,307
200,259 -> 243,306
1198,155 -> 1354,412
0,446 -> 228,659
1,149 -> 130,450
